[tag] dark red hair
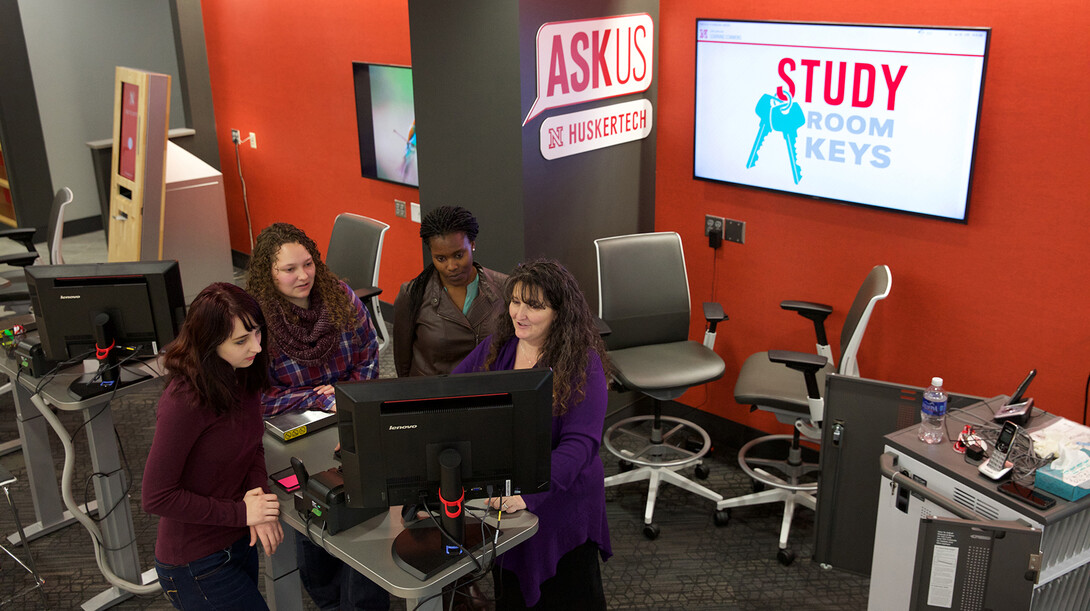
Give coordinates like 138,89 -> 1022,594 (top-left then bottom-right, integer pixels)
163,283 -> 270,415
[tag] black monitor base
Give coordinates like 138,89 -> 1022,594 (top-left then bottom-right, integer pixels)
68,367 -> 151,401
392,516 -> 497,580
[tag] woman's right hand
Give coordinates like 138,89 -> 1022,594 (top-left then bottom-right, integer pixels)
243,487 -> 280,526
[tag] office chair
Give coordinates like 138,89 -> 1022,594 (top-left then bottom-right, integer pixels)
325,213 -> 391,352
715,264 -> 891,565
597,232 -> 728,540
0,187 -> 73,313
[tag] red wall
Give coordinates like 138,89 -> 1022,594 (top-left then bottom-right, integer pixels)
201,1 -> 1090,429
201,1 -> 421,297
657,1 -> 1090,428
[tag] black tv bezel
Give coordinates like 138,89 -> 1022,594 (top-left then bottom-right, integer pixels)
336,368 -> 554,511
352,61 -> 418,189
692,18 -> 992,224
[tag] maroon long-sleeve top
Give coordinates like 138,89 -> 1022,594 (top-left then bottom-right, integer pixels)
142,378 -> 269,565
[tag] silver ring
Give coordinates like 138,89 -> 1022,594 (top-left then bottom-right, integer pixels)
502,502 -> 508,510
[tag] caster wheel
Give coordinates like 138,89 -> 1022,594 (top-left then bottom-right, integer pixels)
618,459 -> 634,473
694,464 -> 710,479
714,509 -> 731,526
777,549 -> 796,566
643,523 -> 660,540
752,480 -> 766,493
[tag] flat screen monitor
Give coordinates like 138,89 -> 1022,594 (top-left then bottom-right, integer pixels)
26,261 -> 186,396
336,368 -> 553,579
352,62 -> 418,188
694,20 -> 990,222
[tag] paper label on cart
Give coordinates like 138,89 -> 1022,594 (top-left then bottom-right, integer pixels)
926,544 -> 958,608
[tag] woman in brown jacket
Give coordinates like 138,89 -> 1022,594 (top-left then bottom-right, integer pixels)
392,205 -> 508,377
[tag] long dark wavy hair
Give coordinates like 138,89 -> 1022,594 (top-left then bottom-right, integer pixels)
163,283 -> 270,416
482,259 -> 611,415
405,206 -> 481,317
245,223 -> 357,332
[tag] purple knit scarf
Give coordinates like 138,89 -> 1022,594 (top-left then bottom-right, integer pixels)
264,290 -> 338,367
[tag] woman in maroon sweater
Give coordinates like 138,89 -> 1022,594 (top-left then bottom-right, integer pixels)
142,283 -> 283,610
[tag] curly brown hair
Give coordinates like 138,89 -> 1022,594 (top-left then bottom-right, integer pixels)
245,223 -> 357,331
482,258 -> 611,415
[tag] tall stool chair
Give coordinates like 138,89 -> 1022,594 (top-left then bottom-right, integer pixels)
0,465 -> 47,606
597,232 -> 728,540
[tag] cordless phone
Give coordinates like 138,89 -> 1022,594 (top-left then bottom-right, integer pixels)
979,421 -> 1018,479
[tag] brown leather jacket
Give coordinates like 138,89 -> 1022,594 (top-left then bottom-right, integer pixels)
392,265 -> 508,377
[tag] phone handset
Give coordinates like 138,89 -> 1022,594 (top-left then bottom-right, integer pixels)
979,421 -> 1018,479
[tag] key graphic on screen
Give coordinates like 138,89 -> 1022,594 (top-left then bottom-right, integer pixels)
745,94 -> 779,169
770,94 -> 805,185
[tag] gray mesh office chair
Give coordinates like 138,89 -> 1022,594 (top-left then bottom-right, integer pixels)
715,264 -> 891,565
598,232 -> 727,540
325,213 -> 391,352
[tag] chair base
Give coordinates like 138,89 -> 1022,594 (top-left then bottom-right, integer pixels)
603,413 -> 722,539
1,477 -> 47,606
714,432 -> 819,562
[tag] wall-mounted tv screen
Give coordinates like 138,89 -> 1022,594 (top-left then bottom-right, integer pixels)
694,20 -> 990,222
353,63 -> 418,188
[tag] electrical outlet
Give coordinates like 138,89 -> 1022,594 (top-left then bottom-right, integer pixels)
394,199 -> 407,218
249,132 -> 257,149
410,202 -> 421,223
704,215 -> 724,238
231,129 -> 240,144
723,218 -> 746,244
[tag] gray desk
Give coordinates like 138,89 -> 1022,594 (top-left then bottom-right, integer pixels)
263,427 -> 539,611
0,352 -> 161,610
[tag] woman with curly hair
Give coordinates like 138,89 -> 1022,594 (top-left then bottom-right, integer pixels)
142,282 -> 282,609
453,259 -> 612,610
393,205 -> 507,377
246,223 -> 389,610
246,222 -> 379,416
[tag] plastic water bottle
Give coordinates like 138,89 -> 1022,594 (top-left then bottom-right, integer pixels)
918,377 -> 948,444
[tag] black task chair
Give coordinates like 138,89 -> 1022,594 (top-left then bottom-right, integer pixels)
598,232 -> 728,540
715,264 -> 891,565
325,213 -> 391,352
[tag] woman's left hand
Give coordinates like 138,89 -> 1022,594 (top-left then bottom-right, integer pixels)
250,520 -> 284,555
487,494 -> 526,513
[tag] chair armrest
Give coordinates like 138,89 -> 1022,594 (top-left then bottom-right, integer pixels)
768,349 -> 827,399
593,316 -> 612,337
353,286 -> 382,301
0,252 -> 39,268
780,300 -> 833,346
702,302 -> 727,334
0,227 -> 37,250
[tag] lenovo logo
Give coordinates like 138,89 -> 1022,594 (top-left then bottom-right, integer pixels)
60,295 -> 81,300
388,424 -> 418,431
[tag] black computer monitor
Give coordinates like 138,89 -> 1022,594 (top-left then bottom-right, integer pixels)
335,368 -> 554,579
25,261 -> 186,397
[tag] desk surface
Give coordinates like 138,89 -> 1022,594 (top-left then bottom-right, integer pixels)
263,426 -> 539,602
885,396 -> 1090,524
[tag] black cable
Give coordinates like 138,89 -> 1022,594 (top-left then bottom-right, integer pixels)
1083,370 -> 1089,426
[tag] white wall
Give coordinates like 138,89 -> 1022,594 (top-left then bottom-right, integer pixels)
18,0 -> 183,222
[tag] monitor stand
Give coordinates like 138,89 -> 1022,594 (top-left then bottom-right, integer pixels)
392,448 -> 498,580
392,515 -> 493,580
69,367 -> 151,401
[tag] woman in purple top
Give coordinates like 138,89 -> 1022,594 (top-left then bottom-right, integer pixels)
453,259 -> 612,610
142,283 -> 283,610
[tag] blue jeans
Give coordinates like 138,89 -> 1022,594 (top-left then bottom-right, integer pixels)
154,536 -> 268,610
297,535 -> 390,610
